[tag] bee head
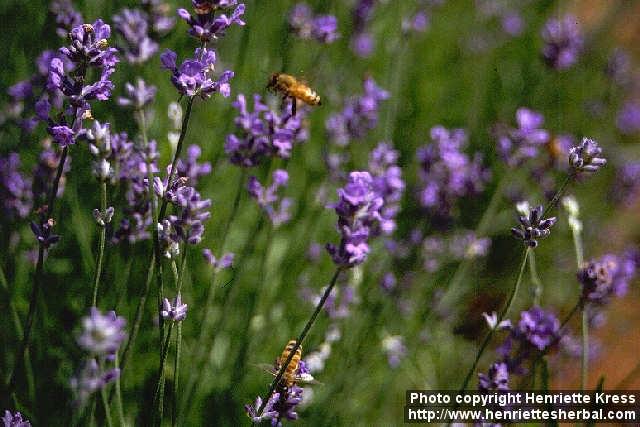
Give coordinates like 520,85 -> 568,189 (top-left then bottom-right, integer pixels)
267,73 -> 280,90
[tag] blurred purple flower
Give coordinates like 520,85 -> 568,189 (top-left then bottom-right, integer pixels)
117,78 -> 157,109
289,3 -> 340,43
203,248 -> 234,270
478,362 -> 509,391
496,107 -> 550,167
77,307 -> 127,355
113,8 -> 159,64
417,126 -> 489,219
369,142 -> 405,235
541,14 -> 583,70
50,0 -> 83,38
247,169 -> 292,227
70,358 -> 120,407
617,101 -> 640,135
326,77 -> 389,147
578,252 -> 636,305
0,153 -> 32,220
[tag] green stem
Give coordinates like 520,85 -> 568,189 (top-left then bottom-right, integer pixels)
173,321 -> 182,427
153,321 -> 174,427
529,250 -> 543,306
114,353 -> 125,427
257,268 -> 343,417
100,381 -> 114,427
118,257 -> 154,376
91,179 -> 108,307
542,173 -> 574,218
457,247 -> 529,392
581,305 -> 589,390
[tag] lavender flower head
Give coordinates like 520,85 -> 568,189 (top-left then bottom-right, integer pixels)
381,335 -> 407,368
30,218 -> 60,249
113,8 -> 159,64
326,77 -> 389,146
117,78 -> 157,110
0,153 -> 32,220
2,411 -> 31,427
289,3 -> 340,44
417,126 -> 490,219
161,48 -> 233,98
226,94 -> 308,167
510,204 -> 556,248
541,14 -> 583,70
617,101 -> 640,135
178,0 -> 245,42
615,162 -> 640,206
496,108 -> 550,167
203,248 -> 234,271
513,306 -> 560,352
569,137 -> 606,173
50,0 -> 83,38
161,294 -> 188,322
70,358 -> 120,407
478,362 -> 509,392
77,307 -> 127,355
161,178 -> 212,245
326,171 -> 384,267
369,142 -> 405,235
59,20 -> 119,73
247,169 -> 292,226
578,253 -> 636,305
245,393 -> 280,423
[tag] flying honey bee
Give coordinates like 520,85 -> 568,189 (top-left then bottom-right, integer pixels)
258,340 -> 318,388
267,73 -> 321,116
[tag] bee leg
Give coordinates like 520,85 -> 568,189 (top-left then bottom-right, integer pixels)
291,97 -> 297,117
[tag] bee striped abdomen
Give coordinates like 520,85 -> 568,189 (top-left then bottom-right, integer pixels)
277,340 -> 302,388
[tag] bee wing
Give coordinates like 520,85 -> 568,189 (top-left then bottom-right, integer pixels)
295,373 -> 323,386
253,363 -> 278,377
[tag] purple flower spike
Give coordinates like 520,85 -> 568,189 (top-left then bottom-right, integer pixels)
245,392 -> 280,423
203,248 -> 235,271
113,8 -> 159,64
161,49 -> 234,99
117,78 -> 157,109
31,218 -> 61,249
161,294 -> 188,322
0,153 -> 32,220
496,107 -> 550,167
569,137 -> 606,173
511,204 -> 556,248
478,362 -> 510,391
289,3 -> 340,44
516,306 -> 560,351
2,410 -> 32,427
178,1 -> 245,43
226,93 -> 308,167
578,252 -> 636,305
77,307 -> 127,355
417,126 -> 489,219
326,77 -> 388,147
541,14 -> 583,70
326,171 -> 385,267
247,170 -> 292,227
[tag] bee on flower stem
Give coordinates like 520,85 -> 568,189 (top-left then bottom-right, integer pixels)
258,339 -> 318,388
267,73 -> 321,116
